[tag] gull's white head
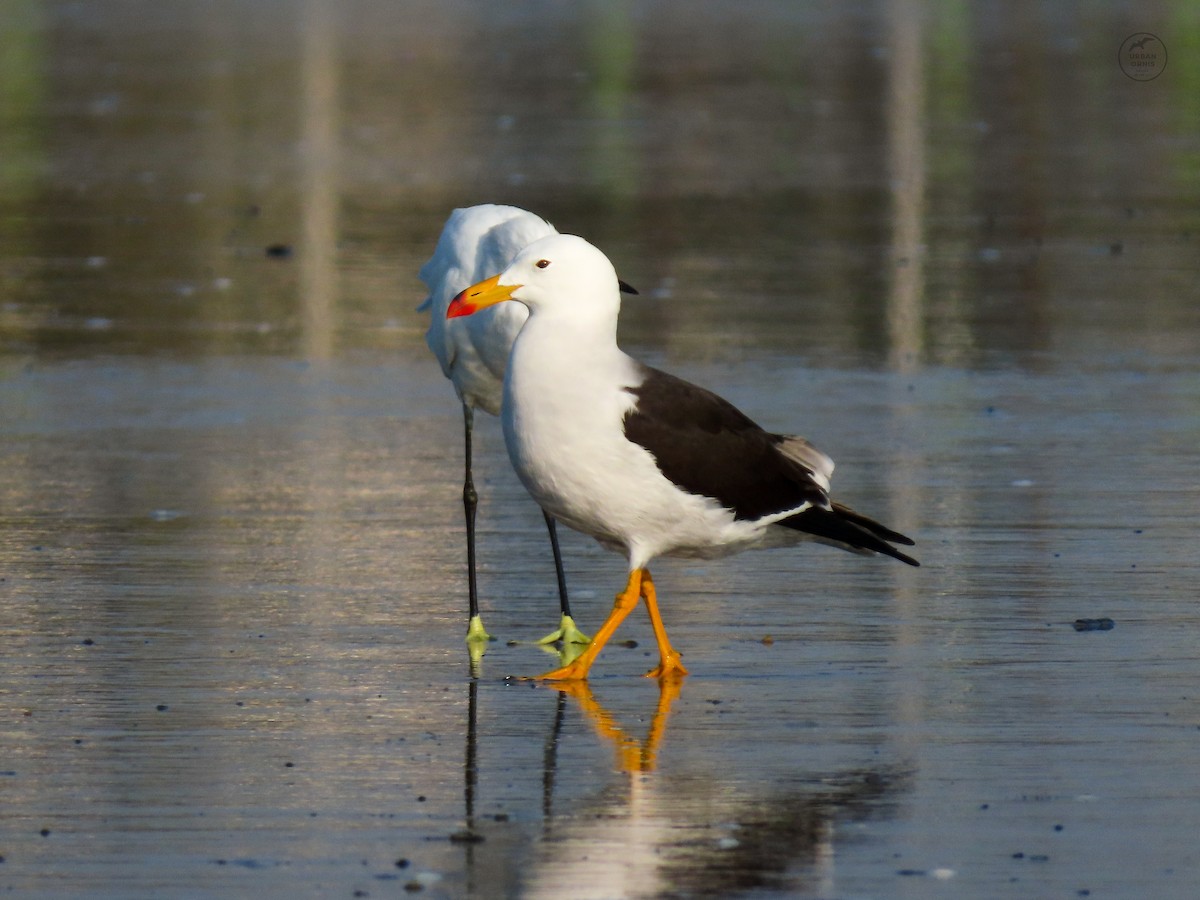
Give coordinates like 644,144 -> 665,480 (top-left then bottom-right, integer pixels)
446,234 -> 621,319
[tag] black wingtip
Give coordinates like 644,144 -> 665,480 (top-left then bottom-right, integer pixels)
783,503 -> 920,566
862,537 -> 920,567
618,279 -> 639,295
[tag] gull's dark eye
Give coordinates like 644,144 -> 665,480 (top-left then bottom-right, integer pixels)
535,259 -> 550,269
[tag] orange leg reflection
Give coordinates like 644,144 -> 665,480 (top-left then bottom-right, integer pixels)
534,567 -> 687,681
546,677 -> 681,772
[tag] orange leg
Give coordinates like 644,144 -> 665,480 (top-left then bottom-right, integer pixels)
640,569 -> 689,679
533,569 -> 644,681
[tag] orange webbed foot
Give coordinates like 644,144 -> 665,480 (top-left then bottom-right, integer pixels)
644,651 -> 689,680
529,658 -> 594,681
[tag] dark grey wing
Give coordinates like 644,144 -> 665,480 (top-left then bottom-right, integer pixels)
623,365 -> 919,567
622,365 -> 828,521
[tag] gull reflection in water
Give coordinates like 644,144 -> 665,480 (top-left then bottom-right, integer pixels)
512,679 -> 908,899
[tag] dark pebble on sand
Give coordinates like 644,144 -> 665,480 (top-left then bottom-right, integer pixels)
265,243 -> 293,259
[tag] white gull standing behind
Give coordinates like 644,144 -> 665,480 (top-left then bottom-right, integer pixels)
418,205 -> 587,649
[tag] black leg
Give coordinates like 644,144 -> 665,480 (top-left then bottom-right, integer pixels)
535,512 -> 590,646
462,403 -> 489,643
542,510 -> 572,617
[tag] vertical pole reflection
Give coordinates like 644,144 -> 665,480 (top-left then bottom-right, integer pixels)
883,0 -> 926,763
0,0 -> 46,236
584,0 -> 638,206
885,0 -> 926,373
299,0 -> 339,362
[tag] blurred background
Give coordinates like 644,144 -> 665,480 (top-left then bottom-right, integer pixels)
2,0 -> 1197,369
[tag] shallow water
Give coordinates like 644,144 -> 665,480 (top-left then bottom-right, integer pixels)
3,2 -> 1200,898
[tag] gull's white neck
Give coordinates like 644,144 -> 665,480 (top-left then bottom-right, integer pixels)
504,301 -> 629,409
500,299 -> 642,544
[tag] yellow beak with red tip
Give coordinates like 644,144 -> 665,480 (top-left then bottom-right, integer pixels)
446,274 -> 522,318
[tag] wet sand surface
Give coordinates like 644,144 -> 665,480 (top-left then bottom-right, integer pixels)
2,3 -> 1199,898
